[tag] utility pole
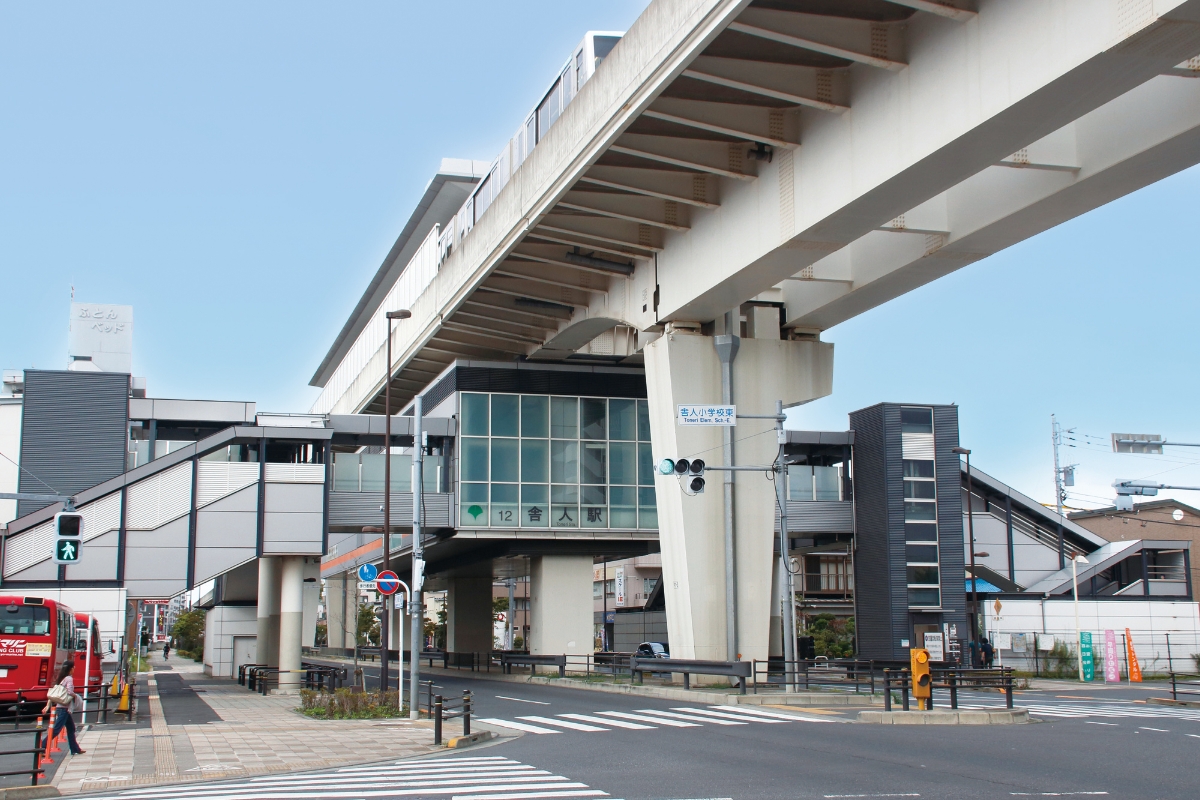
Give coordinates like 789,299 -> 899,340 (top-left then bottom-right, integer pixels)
409,393 -> 425,721
1050,415 -> 1075,569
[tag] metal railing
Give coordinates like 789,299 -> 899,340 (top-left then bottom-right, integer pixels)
882,667 -> 1014,711
632,658 -> 751,693
3,688 -> 120,727
0,725 -> 47,786
1169,673 -> 1200,702
432,690 -> 472,746
241,664 -> 346,694
751,658 -> 877,694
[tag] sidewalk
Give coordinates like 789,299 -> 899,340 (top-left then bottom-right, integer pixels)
50,659 -> 439,794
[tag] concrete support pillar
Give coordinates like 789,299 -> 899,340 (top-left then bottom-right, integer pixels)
643,331 -> 833,662
301,558 -> 321,648
256,556 -> 282,667
529,556 -> 593,657
446,577 -> 495,655
278,556 -> 305,691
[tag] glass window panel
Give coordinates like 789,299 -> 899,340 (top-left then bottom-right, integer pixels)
637,399 -> 651,441
361,453 -> 384,492
461,393 -> 489,436
610,486 -> 637,507
521,439 -> 549,483
904,501 -> 937,521
609,507 -> 637,528
461,437 -> 489,483
900,407 -> 933,434
906,565 -> 940,585
581,502 -> 606,528
638,444 -> 655,486
638,487 -> 658,529
551,397 -> 578,439
814,466 -> 840,501
491,483 -> 518,527
906,544 -> 939,564
638,486 -> 656,507
903,460 -> 934,478
581,398 -> 606,440
552,503 -> 578,527
490,438 -> 519,483
788,466 -> 813,501
521,395 -> 549,438
609,442 -> 637,485
491,394 -> 519,437
551,484 -> 578,503
609,399 -> 636,441
389,454 -> 412,492
903,480 -> 936,499
581,443 -> 607,484
908,587 -> 940,607
333,453 -> 360,492
460,483 -> 488,526
581,485 -> 606,505
521,483 -> 549,528
905,523 -> 938,542
551,440 -> 578,484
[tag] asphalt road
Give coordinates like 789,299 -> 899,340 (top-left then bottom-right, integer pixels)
303,659 -> 1200,800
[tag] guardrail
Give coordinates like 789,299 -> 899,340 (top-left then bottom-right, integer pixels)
240,664 -> 347,694
0,724 -> 47,786
750,659 -> 877,694
432,690 -> 472,745
1169,673 -> 1200,702
3,687 -> 122,727
500,653 -> 566,677
882,667 -> 1015,711
631,658 -> 751,694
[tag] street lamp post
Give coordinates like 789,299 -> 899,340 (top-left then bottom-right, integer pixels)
952,447 -> 977,654
382,309 -> 411,696
1072,554 -> 1089,682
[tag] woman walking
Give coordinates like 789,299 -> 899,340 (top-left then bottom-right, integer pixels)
42,660 -> 85,756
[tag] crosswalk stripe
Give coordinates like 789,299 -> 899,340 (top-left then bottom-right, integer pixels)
710,706 -> 813,721
634,709 -> 746,726
478,717 -> 562,734
451,791 -> 607,800
558,713 -> 654,729
518,715 -> 608,732
79,785 -> 595,800
595,710 -> 700,727
671,707 -> 786,723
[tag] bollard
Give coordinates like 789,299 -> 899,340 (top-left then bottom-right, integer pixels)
433,695 -> 443,745
1005,670 -> 1014,710
463,691 -> 471,736
949,671 -> 958,710
883,671 -> 892,711
902,678 -> 910,711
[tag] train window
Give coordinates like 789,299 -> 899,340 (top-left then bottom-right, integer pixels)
593,35 -> 620,67
0,604 -> 50,635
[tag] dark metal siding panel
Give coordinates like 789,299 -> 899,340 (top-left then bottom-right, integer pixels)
18,370 -> 129,517
933,405 -> 968,638
455,366 -> 647,398
848,405 -> 892,660
328,492 -> 451,528
882,405 -> 909,661
777,501 -> 854,533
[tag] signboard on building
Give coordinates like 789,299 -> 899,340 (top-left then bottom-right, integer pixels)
614,567 -> 625,607
69,303 -> 133,373
677,405 -> 736,426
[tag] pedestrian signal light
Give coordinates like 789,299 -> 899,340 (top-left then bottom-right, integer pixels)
911,647 -> 932,709
53,512 -> 83,565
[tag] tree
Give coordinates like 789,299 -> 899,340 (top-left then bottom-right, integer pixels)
800,614 -> 855,658
170,610 -> 206,655
356,602 -> 380,647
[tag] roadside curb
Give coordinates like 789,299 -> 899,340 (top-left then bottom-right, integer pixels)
0,787 -> 60,800
444,731 -> 494,749
857,708 -> 1030,725
1148,696 -> 1200,709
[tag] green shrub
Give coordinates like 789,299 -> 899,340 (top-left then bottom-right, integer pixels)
298,688 -> 406,719
800,614 -> 856,658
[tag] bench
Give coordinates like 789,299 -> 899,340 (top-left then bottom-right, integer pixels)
631,657 -> 751,694
500,653 -> 567,678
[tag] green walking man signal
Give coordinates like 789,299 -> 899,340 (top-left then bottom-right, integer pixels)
53,511 -> 83,565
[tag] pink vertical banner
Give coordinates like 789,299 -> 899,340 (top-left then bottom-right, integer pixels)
1104,629 -> 1120,683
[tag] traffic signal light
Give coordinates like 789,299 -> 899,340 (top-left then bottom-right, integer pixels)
658,458 -> 706,494
53,511 -> 83,565
910,647 -> 932,710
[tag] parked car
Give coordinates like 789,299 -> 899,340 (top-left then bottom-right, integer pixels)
636,641 -> 669,659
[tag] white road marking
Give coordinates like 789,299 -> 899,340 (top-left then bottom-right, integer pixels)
595,710 -> 701,727
477,717 -> 561,734
518,715 -> 608,732
1137,726 -> 1169,732
497,695 -> 552,705
452,792 -> 606,800
669,707 -> 786,723
1084,722 -> 1117,726
824,794 -> 921,798
559,713 -> 654,729
634,708 -> 745,725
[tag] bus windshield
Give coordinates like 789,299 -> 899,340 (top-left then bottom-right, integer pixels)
0,605 -> 51,636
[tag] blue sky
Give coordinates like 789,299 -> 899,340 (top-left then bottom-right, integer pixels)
3,2 -> 1199,511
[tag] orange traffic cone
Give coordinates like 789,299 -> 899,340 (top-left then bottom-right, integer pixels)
37,717 -> 54,767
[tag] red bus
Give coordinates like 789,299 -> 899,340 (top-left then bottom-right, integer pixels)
0,596 -> 78,704
73,614 -> 104,697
